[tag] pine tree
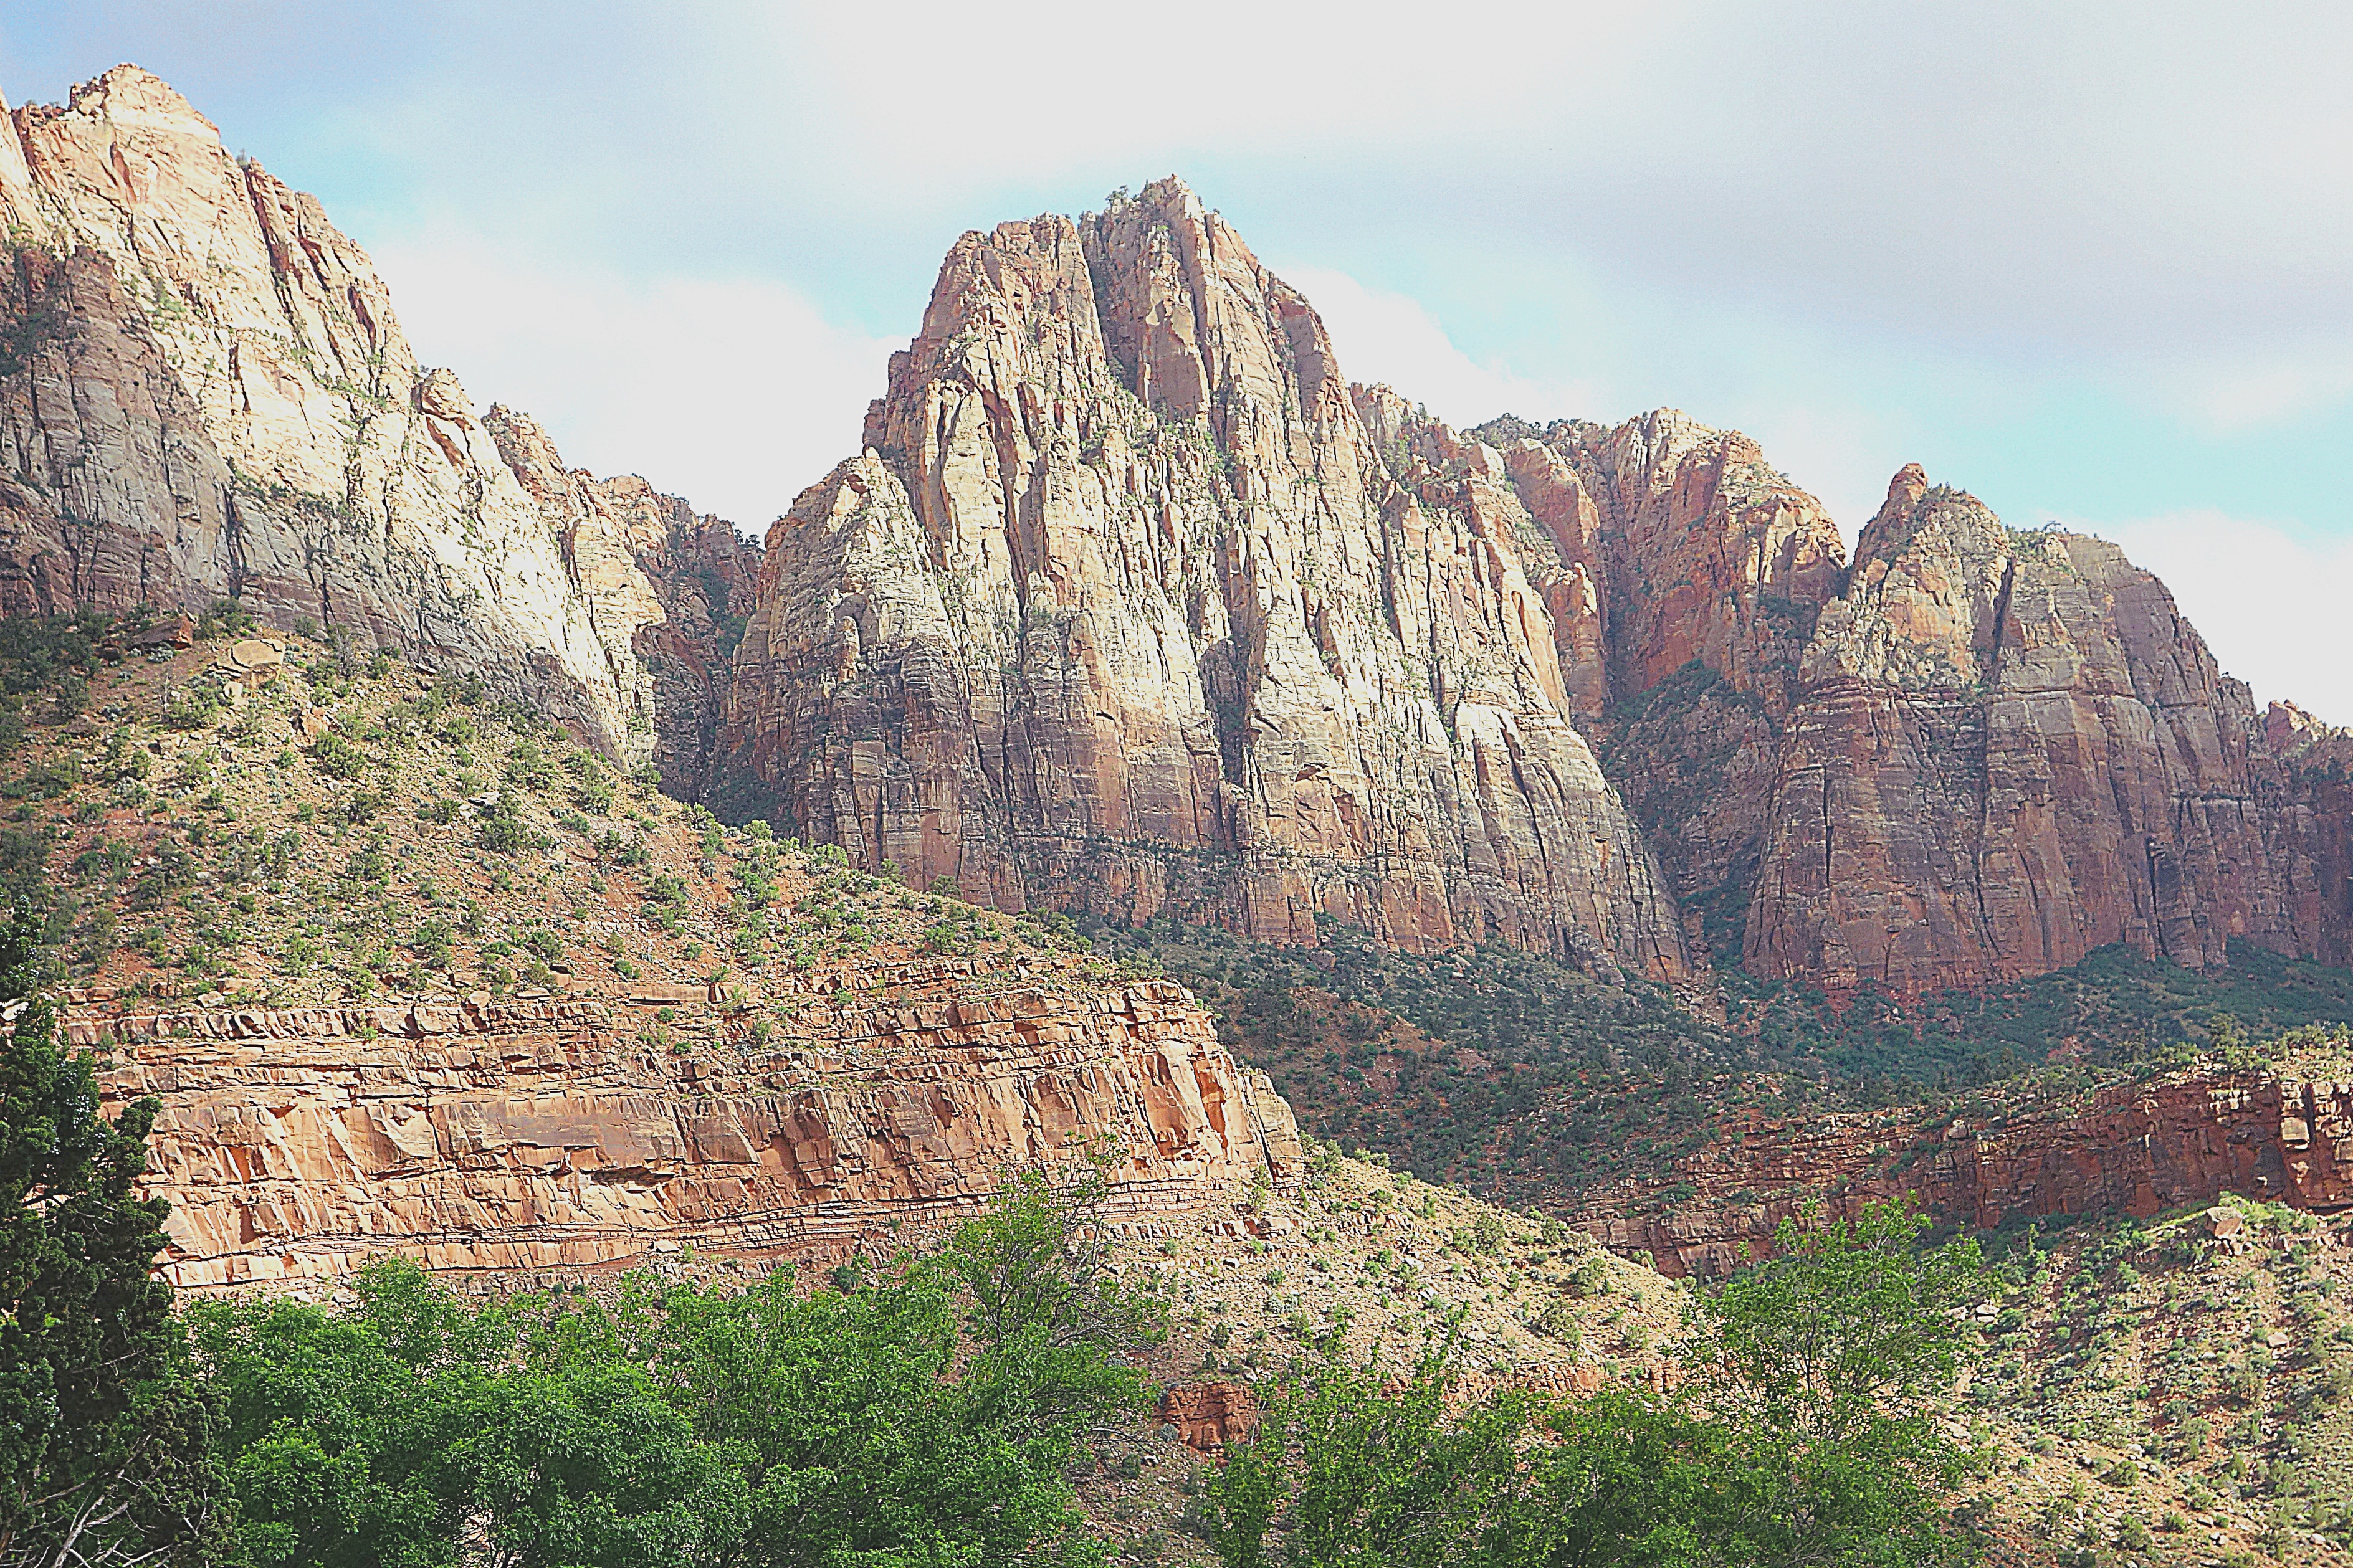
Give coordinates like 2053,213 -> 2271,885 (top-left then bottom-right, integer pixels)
1,903 -> 226,1567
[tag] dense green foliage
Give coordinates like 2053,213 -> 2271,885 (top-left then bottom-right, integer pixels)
1,902 -> 227,1568
1206,1201 -> 1989,1568
184,1167 -> 1162,1568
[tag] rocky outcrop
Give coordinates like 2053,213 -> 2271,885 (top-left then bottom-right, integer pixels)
710,181 -> 1686,979
487,407 -> 760,795
1745,470 -> 2325,994
1156,1380 -> 1261,1452
1468,410 -> 1847,959
8,66 -> 2349,999
1578,1062 -> 2353,1276
1442,418 -> 2351,993
85,965 -> 1301,1292
0,67 -> 747,766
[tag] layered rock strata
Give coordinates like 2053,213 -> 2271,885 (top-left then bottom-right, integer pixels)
85,966 -> 1301,1292
0,67 -> 750,764
1747,470 -> 2326,993
711,181 -> 1685,977
1578,1064 -> 2353,1276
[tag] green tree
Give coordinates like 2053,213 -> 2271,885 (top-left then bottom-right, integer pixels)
189,1167 -> 1155,1568
1206,1199 -> 1987,1568
1,903 -> 228,1568
1697,1200 -> 1987,1566
192,1260 -> 745,1568
1206,1349 -> 1512,1568
945,1164 -> 1168,1430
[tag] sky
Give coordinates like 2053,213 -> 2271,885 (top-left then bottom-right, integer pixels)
4,1 -> 2350,717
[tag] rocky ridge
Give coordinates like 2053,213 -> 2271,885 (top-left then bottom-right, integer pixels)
13,627 -> 1294,1293
0,65 -> 753,766
6,65 -> 2352,1005
708,182 -> 1687,980
89,972 -> 1299,1293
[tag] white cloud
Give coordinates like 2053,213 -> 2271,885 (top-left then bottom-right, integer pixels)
773,1 -> 1658,188
2180,359 -> 2353,434
368,234 -> 896,529
2083,510 -> 2353,726
1276,264 -> 1605,437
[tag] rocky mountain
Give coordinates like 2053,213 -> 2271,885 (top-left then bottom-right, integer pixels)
0,65 -> 754,766
6,67 -> 2351,1005
708,185 -> 1688,981
701,178 -> 2353,999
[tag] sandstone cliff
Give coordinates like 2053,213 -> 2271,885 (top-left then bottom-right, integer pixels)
1746,470 -> 2328,994
0,66 -> 753,766
1451,416 -> 2348,994
85,969 -> 1299,1293
1577,1058 -> 2353,1276
7,65 -> 2349,1003
709,181 -> 1686,979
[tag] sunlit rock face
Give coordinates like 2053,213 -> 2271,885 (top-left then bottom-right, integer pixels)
88,971 -> 1303,1293
710,179 -> 1689,980
0,66 -> 753,766
8,65 -> 2349,998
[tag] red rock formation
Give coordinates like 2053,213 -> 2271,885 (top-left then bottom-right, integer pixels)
10,65 -> 2351,1002
85,968 -> 1301,1293
712,180 -> 1686,980
1461,410 -> 1846,960
0,67 -> 745,766
1156,1380 -> 1261,1452
1745,472 -> 2326,995
1577,1062 -> 2353,1276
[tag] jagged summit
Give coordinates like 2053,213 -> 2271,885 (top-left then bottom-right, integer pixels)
720,168 -> 1689,976
5,65 -> 2352,1000
0,63 -> 758,774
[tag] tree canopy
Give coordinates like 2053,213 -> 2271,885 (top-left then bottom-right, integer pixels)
1,901 -> 227,1568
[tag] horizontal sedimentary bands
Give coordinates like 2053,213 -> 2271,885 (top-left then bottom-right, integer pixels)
87,974 -> 1301,1291
1580,1065 -> 2353,1276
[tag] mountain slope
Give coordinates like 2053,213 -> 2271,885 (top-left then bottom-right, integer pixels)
5,66 -> 2351,1005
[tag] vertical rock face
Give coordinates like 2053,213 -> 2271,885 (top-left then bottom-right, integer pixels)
1442,419 -> 2351,995
1745,469 -> 2323,994
1466,410 -> 1848,959
0,67 -> 750,763
5,64 -> 2347,999
712,180 -> 1686,979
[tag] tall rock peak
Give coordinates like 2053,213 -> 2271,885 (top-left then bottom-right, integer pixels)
715,181 -> 1687,977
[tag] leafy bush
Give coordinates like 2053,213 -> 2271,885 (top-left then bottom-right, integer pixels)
183,1171 -> 1147,1568
1206,1199 -> 1988,1568
307,730 -> 366,781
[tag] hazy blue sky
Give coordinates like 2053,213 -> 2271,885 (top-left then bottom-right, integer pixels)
6,1 -> 2350,715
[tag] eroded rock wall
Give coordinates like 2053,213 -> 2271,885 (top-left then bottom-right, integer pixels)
1746,468 -> 2327,994
1580,1065 -> 2353,1276
87,967 -> 1301,1292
